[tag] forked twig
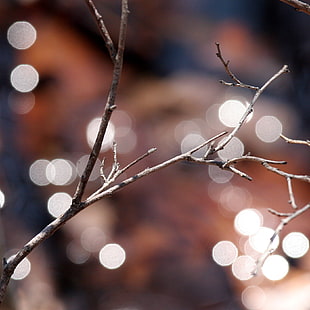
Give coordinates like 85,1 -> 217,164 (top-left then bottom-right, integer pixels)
213,43 -> 289,154
280,134 -> 310,146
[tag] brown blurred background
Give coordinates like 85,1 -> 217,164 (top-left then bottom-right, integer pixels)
0,0 -> 309,309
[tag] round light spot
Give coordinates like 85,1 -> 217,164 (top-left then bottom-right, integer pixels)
255,116 -> 282,143
218,137 -> 244,161
11,257 -> 31,280
47,192 -> 71,218
180,133 -> 206,157
206,104 -> 223,130
219,185 -> 252,213
76,155 -> 101,181
218,99 -> 250,127
249,227 -> 279,253
212,241 -> 238,266
66,241 -> 90,265
234,209 -> 262,236
262,255 -> 289,281
242,286 -> 266,310
46,158 -> 76,186
115,129 -> 137,154
282,232 -> 309,258
99,243 -> 126,270
0,190 -> 5,209
8,91 -> 35,114
7,21 -> 37,50
81,227 -> 106,253
208,165 -> 234,184
174,120 -> 201,143
87,117 -> 115,152
232,255 -> 256,280
10,64 -> 39,93
29,159 -> 50,186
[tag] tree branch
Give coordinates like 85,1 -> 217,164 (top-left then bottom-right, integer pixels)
0,0 -> 129,303
278,0 -> 310,15
213,43 -> 289,153
72,0 -> 129,205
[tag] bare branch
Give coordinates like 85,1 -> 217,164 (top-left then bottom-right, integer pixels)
215,42 -> 259,90
254,203 -> 310,275
0,1 -> 129,303
286,177 -> 298,209
280,134 -> 310,146
278,0 -> 310,15
72,0 -> 129,205
85,131 -> 228,205
213,44 -> 289,153
85,0 -> 117,61
262,162 -> 310,183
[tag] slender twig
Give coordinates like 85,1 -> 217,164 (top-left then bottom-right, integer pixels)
0,1 -> 129,304
85,131 -> 228,205
213,44 -> 289,153
85,0 -> 117,61
254,203 -> 310,275
262,162 -> 310,183
72,0 -> 129,206
280,134 -> 310,146
286,177 -> 298,209
278,0 -> 310,15
215,43 -> 259,90
87,146 -> 157,201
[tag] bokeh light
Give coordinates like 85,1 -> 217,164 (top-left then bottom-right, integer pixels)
249,227 -> 279,253
282,232 -> 309,258
115,129 -> 137,154
218,137 -> 244,161
99,243 -> 126,270
180,133 -> 206,157
242,286 -> 266,310
234,209 -> 262,236
76,155 -> 101,181
212,240 -> 238,266
219,185 -> 252,213
80,227 -> 107,253
255,116 -> 282,143
87,117 -> 115,151
10,64 -> 39,93
0,190 -> 5,209
205,104 -> 223,130
66,241 -> 90,265
218,99 -> 250,127
208,165 -> 234,184
47,192 -> 71,218
46,158 -> 76,186
8,91 -> 35,114
11,257 -> 31,280
7,21 -> 37,50
232,255 -> 256,281
262,255 -> 289,281
174,120 -> 201,143
29,159 -> 50,186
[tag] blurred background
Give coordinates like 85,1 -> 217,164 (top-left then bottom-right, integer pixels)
0,0 -> 310,309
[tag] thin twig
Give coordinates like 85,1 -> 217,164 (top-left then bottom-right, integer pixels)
85,132 -> 228,205
262,162 -> 310,183
254,203 -> 310,275
85,0 -> 117,61
278,0 -> 310,15
280,134 -> 310,146
72,0 -> 129,206
286,177 -> 298,209
213,44 -> 289,153
215,43 -> 258,90
0,1 -> 129,304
